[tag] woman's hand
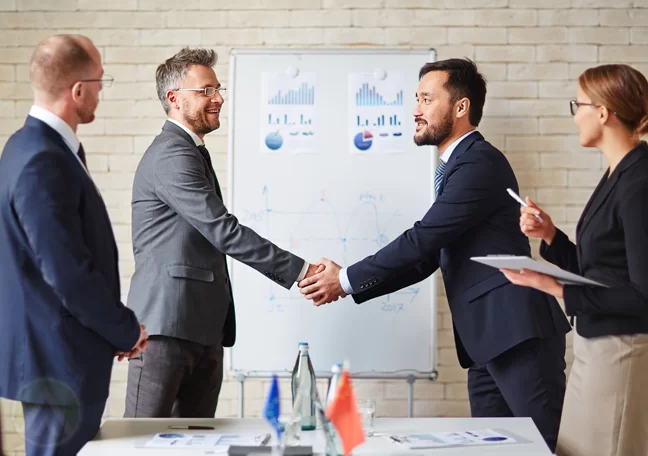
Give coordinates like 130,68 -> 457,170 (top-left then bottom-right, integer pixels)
500,268 -> 564,299
520,197 -> 556,245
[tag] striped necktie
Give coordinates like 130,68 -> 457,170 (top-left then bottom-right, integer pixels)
434,159 -> 447,197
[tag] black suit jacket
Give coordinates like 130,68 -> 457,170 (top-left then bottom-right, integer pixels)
541,142 -> 648,338
0,116 -> 140,405
348,131 -> 571,368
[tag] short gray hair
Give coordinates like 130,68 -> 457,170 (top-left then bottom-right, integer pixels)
156,48 -> 218,114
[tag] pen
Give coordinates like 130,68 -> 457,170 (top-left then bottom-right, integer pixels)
506,188 -> 544,223
259,433 -> 271,446
169,425 -> 215,430
389,435 -> 403,444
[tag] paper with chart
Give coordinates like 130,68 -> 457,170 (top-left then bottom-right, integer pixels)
261,72 -> 316,154
349,72 -> 407,154
143,433 -> 263,448
391,429 -> 518,449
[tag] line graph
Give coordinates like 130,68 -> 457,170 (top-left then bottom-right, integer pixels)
239,186 -> 421,313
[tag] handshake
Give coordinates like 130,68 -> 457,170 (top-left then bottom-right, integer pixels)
299,259 -> 348,306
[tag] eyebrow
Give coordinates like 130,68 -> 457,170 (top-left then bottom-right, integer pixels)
416,92 -> 432,97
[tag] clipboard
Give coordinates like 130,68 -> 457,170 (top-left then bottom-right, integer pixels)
471,255 -> 607,287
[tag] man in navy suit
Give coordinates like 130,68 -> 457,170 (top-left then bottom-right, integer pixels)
0,35 -> 148,456
299,59 -> 571,451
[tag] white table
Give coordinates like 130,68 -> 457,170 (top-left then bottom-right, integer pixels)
80,417 -> 552,455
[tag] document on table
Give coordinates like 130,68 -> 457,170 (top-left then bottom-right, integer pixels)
470,255 -> 607,287
143,433 -> 267,449
389,429 -> 519,449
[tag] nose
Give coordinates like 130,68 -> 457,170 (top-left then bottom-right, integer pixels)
413,104 -> 422,117
211,92 -> 224,104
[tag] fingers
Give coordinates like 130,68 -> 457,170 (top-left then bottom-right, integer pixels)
315,264 -> 325,273
299,272 -> 322,289
525,196 -> 538,209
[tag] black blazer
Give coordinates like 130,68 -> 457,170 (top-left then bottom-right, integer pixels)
0,116 -> 140,405
348,132 -> 571,368
541,142 -> 648,338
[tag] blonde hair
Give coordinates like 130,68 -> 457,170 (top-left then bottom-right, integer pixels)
578,64 -> 648,136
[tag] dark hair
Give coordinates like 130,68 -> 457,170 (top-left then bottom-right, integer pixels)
156,48 -> 218,114
419,58 -> 487,127
578,64 -> 648,136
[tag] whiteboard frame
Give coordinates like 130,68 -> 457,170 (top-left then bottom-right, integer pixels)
226,48 -> 439,380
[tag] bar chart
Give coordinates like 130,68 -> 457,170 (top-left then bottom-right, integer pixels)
268,82 -> 315,105
355,83 -> 403,107
356,114 -> 401,127
268,113 -> 313,126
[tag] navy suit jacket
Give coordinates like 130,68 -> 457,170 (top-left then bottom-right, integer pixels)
348,132 -> 571,368
0,116 -> 140,406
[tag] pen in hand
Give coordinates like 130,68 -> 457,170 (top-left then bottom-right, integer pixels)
506,188 -> 544,223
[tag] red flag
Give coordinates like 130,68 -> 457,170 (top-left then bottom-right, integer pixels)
326,370 -> 365,455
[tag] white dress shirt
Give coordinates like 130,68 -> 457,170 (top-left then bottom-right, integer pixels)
166,118 -> 310,282
339,130 -> 477,295
28,105 -> 87,173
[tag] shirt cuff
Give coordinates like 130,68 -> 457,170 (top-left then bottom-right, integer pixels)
339,267 -> 354,295
296,261 -> 310,283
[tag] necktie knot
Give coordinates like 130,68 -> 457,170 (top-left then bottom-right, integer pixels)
434,159 -> 447,197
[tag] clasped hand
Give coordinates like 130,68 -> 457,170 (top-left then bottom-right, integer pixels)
299,258 -> 347,306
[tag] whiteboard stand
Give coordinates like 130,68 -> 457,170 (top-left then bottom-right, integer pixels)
235,369 -> 439,418
227,47 -> 442,419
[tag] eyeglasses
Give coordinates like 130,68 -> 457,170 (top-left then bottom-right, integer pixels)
79,75 -> 114,88
174,87 -> 227,98
569,99 -> 617,116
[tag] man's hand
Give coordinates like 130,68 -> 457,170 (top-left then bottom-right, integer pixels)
305,262 -> 325,279
116,324 -> 149,362
299,258 -> 346,306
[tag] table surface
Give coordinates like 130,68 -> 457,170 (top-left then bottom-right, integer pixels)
80,417 -> 552,455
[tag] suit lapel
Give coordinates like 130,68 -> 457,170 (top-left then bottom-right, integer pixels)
437,131 -> 482,197
577,144 -> 646,237
26,116 -> 119,265
161,121 -> 223,200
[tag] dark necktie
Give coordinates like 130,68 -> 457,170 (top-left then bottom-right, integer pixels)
77,143 -> 88,170
197,145 -> 223,201
434,159 -> 447,197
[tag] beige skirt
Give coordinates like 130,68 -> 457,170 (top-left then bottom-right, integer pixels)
557,329 -> 648,456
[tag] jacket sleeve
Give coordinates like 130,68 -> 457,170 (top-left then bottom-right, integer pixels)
154,142 -> 304,288
348,153 -> 501,293
539,228 -> 579,274
13,152 -> 140,352
563,179 -> 648,318
353,257 -> 438,304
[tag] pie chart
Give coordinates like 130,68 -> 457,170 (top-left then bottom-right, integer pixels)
354,130 -> 373,151
265,131 -> 283,150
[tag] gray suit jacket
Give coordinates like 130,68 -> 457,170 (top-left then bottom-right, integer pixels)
128,121 -> 305,347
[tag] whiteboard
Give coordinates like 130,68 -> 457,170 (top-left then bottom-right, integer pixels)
227,49 -> 437,378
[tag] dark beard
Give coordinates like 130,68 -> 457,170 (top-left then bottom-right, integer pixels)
414,109 -> 454,146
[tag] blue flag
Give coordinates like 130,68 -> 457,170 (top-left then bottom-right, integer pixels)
263,374 -> 282,438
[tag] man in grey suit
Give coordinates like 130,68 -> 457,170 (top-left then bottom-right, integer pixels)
125,48 -> 321,418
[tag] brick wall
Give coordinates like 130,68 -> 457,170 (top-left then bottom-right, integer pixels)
2,1 -> 647,454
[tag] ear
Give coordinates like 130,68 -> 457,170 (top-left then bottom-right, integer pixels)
166,90 -> 179,111
71,81 -> 84,103
455,97 -> 470,120
599,105 -> 611,125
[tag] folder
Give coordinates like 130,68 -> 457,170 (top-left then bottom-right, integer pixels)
470,255 -> 607,287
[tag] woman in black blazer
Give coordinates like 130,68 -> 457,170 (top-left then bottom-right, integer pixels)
501,64 -> 648,456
